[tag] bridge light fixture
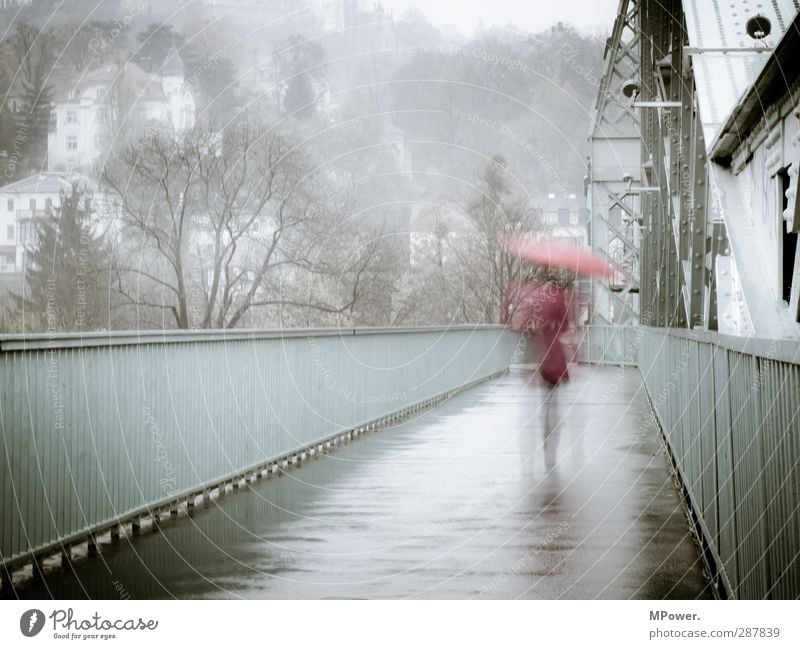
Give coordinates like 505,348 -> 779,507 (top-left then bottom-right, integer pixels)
746,15 -> 772,40
621,78 -> 640,100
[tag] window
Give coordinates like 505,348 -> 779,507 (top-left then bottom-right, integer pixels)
45,198 -> 52,213
29,198 -> 36,211
778,167 -> 798,308
7,199 -> 13,212
6,225 -> 13,241
66,111 -> 78,124
66,135 -> 78,151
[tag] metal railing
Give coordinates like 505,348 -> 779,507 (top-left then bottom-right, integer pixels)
0,325 -> 518,575
638,327 -> 800,599
577,325 -> 641,366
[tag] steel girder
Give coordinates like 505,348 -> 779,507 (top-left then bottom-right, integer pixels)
589,0 -> 642,325
590,0 -> 724,329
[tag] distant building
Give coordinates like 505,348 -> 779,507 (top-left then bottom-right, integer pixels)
47,43 -> 196,174
0,172 -> 111,274
338,1 -> 395,51
535,193 -> 589,245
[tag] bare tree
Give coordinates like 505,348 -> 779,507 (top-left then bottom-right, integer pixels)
102,117 -> 388,329
392,208 -> 468,325
450,155 -> 541,324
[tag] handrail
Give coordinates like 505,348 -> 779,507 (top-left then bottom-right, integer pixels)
0,325 -> 518,579
639,326 -> 800,598
0,324 -> 509,352
642,326 -> 800,364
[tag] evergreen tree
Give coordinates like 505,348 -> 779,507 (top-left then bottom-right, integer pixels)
13,185 -> 110,332
283,72 -> 316,119
19,82 -> 52,173
133,24 -> 184,72
279,34 -> 326,119
194,56 -> 239,120
0,62 -> 21,184
7,22 -> 58,173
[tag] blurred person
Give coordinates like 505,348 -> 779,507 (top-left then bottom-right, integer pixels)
503,269 -> 574,386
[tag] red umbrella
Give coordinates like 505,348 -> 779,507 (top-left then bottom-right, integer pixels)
506,236 -> 616,279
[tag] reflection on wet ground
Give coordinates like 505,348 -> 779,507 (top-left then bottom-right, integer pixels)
16,367 -> 710,599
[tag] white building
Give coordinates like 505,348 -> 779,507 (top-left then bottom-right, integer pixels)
0,172 -> 99,274
47,42 -> 196,174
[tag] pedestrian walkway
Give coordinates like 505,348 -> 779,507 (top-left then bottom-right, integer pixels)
16,367 -> 711,599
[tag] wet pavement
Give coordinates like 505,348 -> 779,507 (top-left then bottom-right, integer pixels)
15,366 -> 711,599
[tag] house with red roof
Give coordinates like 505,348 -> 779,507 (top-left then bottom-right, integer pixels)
47,41 -> 196,174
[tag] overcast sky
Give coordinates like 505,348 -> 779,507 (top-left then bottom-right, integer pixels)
380,0 -> 619,35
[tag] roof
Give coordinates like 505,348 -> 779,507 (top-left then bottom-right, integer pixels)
52,62 -> 167,103
711,10 -> 800,161
161,40 -> 185,77
0,172 -> 96,195
684,0 -> 799,145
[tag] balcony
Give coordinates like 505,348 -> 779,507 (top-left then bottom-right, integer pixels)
16,208 -> 54,221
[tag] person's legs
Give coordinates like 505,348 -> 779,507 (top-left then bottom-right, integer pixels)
539,334 -> 569,385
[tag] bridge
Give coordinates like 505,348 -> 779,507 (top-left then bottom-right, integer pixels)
0,324 -> 796,599
2,0 -> 800,601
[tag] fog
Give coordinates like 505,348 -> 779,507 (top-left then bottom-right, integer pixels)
0,0 -> 606,332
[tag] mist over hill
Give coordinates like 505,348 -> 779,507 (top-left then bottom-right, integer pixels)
0,0 -> 605,330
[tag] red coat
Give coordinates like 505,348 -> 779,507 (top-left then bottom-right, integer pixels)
503,280 -> 571,385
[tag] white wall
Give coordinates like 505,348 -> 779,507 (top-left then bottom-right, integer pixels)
0,189 -> 61,272
48,93 -> 103,173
